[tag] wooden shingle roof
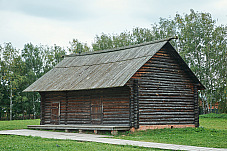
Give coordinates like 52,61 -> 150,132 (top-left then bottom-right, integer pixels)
24,37 -> 204,92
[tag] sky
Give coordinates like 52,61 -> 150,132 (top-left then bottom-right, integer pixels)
0,0 -> 226,50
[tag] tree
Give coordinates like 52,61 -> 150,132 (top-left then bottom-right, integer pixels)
0,43 -> 21,120
90,9 -> 226,113
68,39 -> 90,54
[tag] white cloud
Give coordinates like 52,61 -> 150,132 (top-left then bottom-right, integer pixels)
0,0 -> 226,50
0,10 -> 92,49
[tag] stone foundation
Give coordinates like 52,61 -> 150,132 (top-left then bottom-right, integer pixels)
130,124 -> 195,132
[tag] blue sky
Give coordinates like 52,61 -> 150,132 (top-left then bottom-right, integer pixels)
0,0 -> 226,49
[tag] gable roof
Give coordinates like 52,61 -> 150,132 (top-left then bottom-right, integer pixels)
24,37 -> 204,92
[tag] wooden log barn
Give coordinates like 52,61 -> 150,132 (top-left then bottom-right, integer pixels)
24,37 -> 205,134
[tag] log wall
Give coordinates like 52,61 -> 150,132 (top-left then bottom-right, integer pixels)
40,86 -> 130,126
128,45 -> 198,126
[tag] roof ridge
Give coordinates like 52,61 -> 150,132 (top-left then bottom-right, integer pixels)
64,36 -> 178,57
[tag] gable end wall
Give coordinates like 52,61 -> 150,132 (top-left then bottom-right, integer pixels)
128,45 -> 199,127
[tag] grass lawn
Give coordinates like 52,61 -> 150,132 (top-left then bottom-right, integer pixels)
0,119 -> 40,131
0,135 -> 164,151
115,127 -> 226,148
115,114 -> 227,148
199,113 -> 227,130
0,114 -> 226,150
0,119 -> 164,151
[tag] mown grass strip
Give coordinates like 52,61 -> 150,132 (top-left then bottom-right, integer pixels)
0,135 -> 165,151
0,119 -> 40,131
115,127 -> 227,148
115,114 -> 227,148
0,114 -> 226,149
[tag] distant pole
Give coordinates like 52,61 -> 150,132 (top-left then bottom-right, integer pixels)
10,82 -> 12,121
33,94 -> 36,119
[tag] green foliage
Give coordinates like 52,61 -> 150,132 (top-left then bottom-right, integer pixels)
68,39 -> 90,54
92,28 -> 155,51
0,42 -> 66,120
173,10 -> 227,113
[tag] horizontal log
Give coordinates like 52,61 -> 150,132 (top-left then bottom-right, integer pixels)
140,93 -> 194,97
68,102 -> 90,105
139,85 -> 192,90
66,112 -> 90,115
140,109 -> 194,112
102,97 -> 129,104
139,88 -> 192,92
139,115 -> 194,119
141,111 -> 194,115
136,76 -> 191,83
66,121 -> 91,124
103,111 -> 129,115
139,101 -> 194,105
139,104 -> 194,108
137,66 -> 186,76
102,121 -> 129,124
139,121 -> 194,125
102,98 -> 129,102
139,80 -> 193,87
139,106 -> 194,110
103,115 -> 129,118
103,108 -> 129,112
103,106 -> 129,109
141,66 -> 184,75
139,98 -> 193,101
67,107 -> 90,110
149,56 -> 177,63
67,113 -> 90,117
139,117 -> 195,121
103,118 -> 129,121
66,118 -> 90,121
139,96 -> 193,99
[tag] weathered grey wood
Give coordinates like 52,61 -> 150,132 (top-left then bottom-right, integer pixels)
127,47 -> 197,126
27,125 -> 130,131
34,40 -> 203,130
40,86 -> 130,126
194,86 -> 199,127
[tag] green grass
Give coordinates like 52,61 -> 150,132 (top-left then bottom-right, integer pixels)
199,113 -> 227,118
115,114 -> 227,148
115,127 -> 227,148
0,135 -> 165,151
0,119 -> 40,131
200,113 -> 227,130
0,114 -> 226,150
0,119 -> 164,151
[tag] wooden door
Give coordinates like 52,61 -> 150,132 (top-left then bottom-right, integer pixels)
91,98 -> 103,125
51,102 -> 60,125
